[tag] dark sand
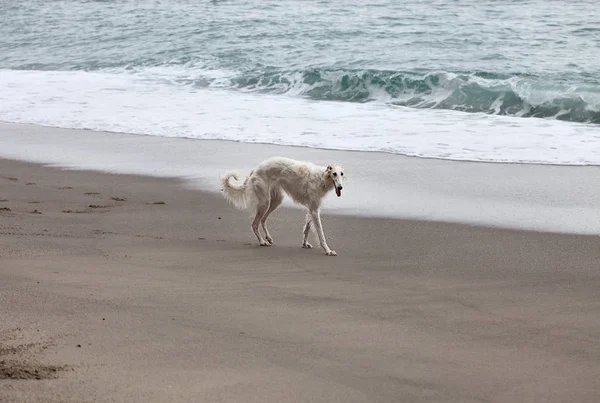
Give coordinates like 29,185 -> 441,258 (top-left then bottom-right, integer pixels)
1,158 -> 599,403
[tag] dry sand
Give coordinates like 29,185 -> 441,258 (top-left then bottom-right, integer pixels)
1,157 -> 599,403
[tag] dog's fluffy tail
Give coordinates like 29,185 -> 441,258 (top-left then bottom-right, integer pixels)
220,172 -> 248,210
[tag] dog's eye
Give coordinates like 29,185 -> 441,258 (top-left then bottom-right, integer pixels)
341,172 -> 344,176
333,173 -> 337,177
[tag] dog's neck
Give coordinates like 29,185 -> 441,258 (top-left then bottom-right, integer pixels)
319,170 -> 334,194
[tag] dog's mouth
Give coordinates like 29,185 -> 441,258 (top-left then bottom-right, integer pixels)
335,187 -> 342,197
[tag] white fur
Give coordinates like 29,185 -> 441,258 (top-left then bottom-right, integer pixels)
221,157 -> 345,256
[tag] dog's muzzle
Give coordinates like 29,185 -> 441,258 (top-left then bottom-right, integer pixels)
335,186 -> 343,197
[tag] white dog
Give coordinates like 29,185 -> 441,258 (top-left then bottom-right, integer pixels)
221,157 -> 345,256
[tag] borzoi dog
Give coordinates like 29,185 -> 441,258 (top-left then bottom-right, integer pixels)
221,157 -> 344,256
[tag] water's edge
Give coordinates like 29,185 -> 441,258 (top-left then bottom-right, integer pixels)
3,122 -> 600,236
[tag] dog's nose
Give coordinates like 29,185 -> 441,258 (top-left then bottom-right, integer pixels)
337,186 -> 343,190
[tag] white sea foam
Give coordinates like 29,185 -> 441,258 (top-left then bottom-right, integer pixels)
1,69 -> 600,165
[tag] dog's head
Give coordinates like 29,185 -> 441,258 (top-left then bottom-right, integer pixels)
327,164 -> 345,197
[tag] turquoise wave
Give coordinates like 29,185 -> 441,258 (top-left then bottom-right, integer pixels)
225,68 -> 600,124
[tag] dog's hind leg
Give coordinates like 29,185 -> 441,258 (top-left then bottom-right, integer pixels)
302,213 -> 312,249
249,180 -> 271,246
260,189 -> 283,245
310,209 -> 336,256
252,204 -> 271,246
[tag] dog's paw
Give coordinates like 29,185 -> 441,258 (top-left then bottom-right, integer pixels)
260,241 -> 271,247
266,236 -> 274,245
325,250 -> 337,256
302,242 -> 312,249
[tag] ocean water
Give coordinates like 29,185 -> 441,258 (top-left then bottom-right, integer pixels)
1,0 -> 600,164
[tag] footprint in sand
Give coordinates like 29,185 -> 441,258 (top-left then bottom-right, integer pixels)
0,207 -> 11,212
0,327 -> 68,380
92,229 -> 118,235
145,201 -> 166,205
110,197 -> 127,202
59,186 -> 73,190
84,192 -> 100,196
29,210 -> 42,214
1,176 -> 18,182
28,201 -> 41,204
0,199 -> 9,203
26,182 -> 36,186
62,209 -> 92,214
88,204 -> 111,209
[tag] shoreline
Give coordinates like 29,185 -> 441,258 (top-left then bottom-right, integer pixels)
1,157 -> 599,402
3,122 -> 600,235
4,119 -> 600,168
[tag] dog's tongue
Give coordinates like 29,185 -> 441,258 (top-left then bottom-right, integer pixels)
335,188 -> 341,197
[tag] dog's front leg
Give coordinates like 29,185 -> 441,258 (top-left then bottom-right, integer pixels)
302,213 -> 312,249
310,209 -> 337,256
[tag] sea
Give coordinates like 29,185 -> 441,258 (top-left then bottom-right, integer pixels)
1,0 -> 600,165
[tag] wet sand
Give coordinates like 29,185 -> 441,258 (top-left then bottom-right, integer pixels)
1,157 -> 599,402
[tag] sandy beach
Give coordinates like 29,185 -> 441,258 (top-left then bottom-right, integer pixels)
3,0 -> 600,400
1,156 -> 599,403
